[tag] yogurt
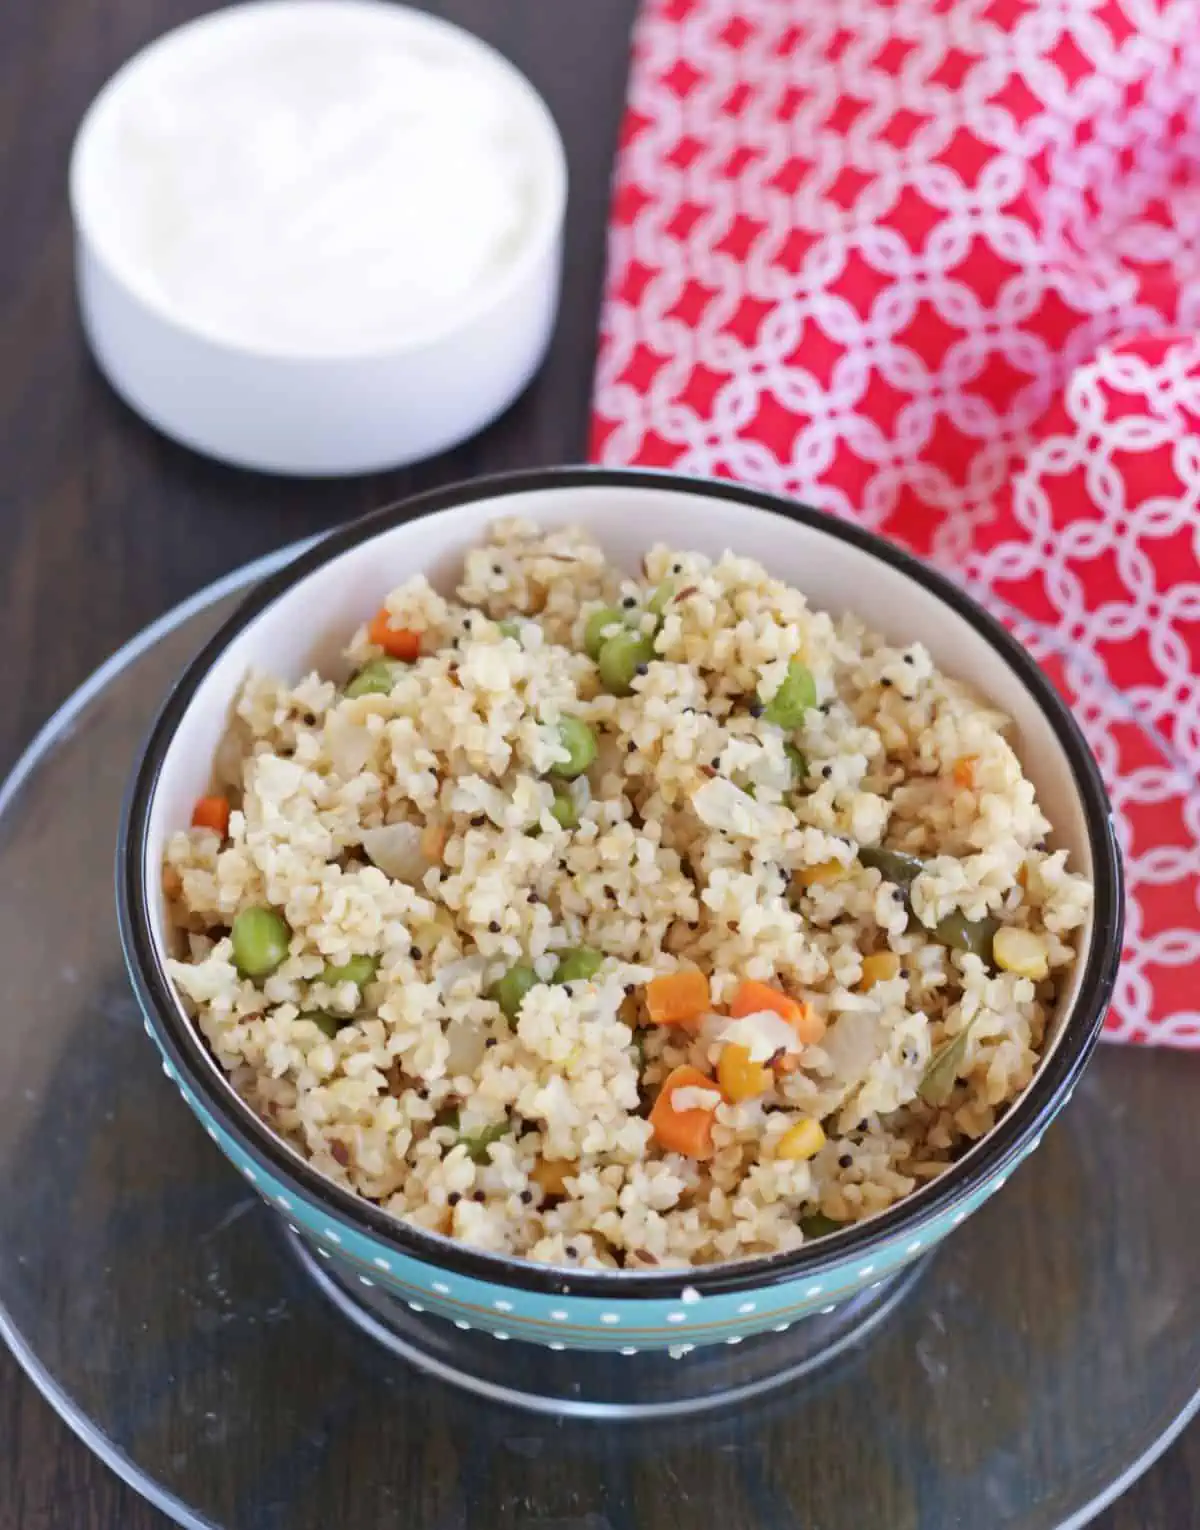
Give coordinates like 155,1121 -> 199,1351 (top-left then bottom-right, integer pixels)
78,2 -> 544,353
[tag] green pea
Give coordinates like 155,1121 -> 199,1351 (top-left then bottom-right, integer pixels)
489,963 -> 538,1020
549,788 -> 579,831
304,1010 -> 345,1040
919,1021 -> 975,1106
460,1118 -> 510,1164
231,906 -> 291,979
799,1212 -> 845,1240
932,912 -> 999,962
784,743 -> 808,782
762,659 -> 818,728
598,629 -> 657,695
320,954 -> 379,987
647,580 -> 675,618
554,947 -> 604,984
858,846 -> 926,888
583,606 -> 632,660
525,797 -> 577,837
497,619 -> 522,640
548,717 -> 597,779
345,659 -> 405,698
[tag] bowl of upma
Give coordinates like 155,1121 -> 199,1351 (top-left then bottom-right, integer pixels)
118,468 -> 1121,1350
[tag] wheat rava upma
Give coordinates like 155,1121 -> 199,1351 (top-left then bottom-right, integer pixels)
163,520 -> 1092,1269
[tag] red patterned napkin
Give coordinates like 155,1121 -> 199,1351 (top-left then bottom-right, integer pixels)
590,0 -> 1200,1045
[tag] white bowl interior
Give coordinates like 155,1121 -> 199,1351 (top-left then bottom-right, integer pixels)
142,481 -> 1097,1205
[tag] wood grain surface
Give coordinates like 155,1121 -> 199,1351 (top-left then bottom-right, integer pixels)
0,1 -> 1194,1526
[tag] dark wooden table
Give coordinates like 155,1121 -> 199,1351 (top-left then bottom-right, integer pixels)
0,2 -> 1195,1525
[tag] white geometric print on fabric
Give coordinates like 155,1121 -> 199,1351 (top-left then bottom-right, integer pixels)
590,0 -> 1200,1046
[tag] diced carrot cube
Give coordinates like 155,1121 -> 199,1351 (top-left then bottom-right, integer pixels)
367,608 -> 421,661
649,1065 -> 723,1159
953,755 -> 979,789
191,795 -> 230,837
645,970 -> 710,1031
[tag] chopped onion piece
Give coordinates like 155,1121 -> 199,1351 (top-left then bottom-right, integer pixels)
445,1016 -> 487,1075
690,777 -> 786,839
671,1085 -> 723,1113
435,955 -> 487,998
326,711 -> 373,777
822,1011 -> 884,1084
712,1011 -> 803,1062
361,823 -> 427,883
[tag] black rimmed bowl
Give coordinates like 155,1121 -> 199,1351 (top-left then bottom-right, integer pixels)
117,468 -> 1122,1352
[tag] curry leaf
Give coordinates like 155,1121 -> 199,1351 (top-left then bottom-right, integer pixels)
919,1022 -> 974,1107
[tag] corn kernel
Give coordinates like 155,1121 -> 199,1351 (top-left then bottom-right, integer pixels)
992,926 -> 1049,980
531,1158 -> 572,1198
859,950 -> 901,991
794,860 -> 846,889
718,1042 -> 771,1102
777,1118 -> 827,1160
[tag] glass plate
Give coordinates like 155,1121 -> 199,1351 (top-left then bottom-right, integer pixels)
0,546 -> 1196,1530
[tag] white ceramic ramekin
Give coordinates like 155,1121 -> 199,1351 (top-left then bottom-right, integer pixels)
68,2 -> 567,475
